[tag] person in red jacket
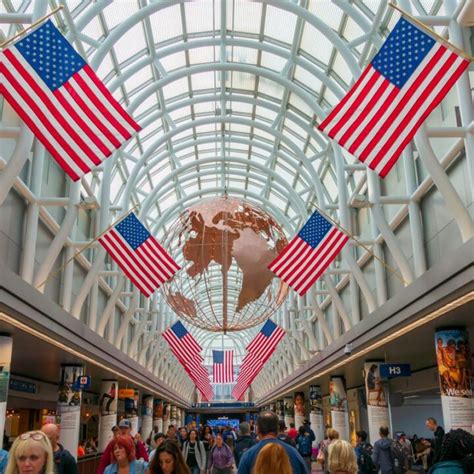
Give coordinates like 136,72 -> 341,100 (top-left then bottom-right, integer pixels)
97,419 -> 149,474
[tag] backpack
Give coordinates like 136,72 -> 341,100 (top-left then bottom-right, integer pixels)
234,437 -> 255,466
428,460 -> 464,474
297,434 -> 312,457
357,443 -> 377,474
391,441 -> 408,474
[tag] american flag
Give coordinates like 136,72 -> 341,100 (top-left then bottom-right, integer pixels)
318,17 -> 469,178
232,320 -> 285,400
162,321 -> 214,400
0,20 -> 140,181
98,213 -> 180,298
268,211 -> 348,296
213,350 -> 234,384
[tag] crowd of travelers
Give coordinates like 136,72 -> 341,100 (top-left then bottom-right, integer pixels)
1,413 -> 473,474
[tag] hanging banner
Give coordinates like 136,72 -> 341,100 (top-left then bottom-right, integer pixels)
276,400 -> 284,421
57,365 -> 83,459
309,385 -> 324,444
294,391 -> 306,429
284,396 -> 294,428
329,376 -> 350,441
435,328 -> 473,433
98,380 -> 118,452
0,337 -> 12,449
141,396 -> 153,442
153,399 -> 163,433
170,404 -> 177,425
364,362 -> 390,443
163,402 -> 170,427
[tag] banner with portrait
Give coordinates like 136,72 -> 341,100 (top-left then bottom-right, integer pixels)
57,365 -> 83,459
276,400 -> 284,421
364,362 -> 390,443
294,391 -> 306,428
309,385 -> 324,444
284,396 -> 294,428
98,380 -> 118,452
435,328 -> 473,433
141,396 -> 153,441
153,399 -> 164,433
329,376 -> 349,441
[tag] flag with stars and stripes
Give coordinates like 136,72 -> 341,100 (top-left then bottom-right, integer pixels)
318,17 -> 470,178
162,321 -> 213,400
268,211 -> 348,296
98,213 -> 180,298
0,20 -> 141,181
212,350 -> 234,384
232,320 -> 285,400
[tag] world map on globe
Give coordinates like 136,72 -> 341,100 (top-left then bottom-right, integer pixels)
162,197 -> 289,332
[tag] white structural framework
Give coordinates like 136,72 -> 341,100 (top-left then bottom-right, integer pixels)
0,0 -> 472,403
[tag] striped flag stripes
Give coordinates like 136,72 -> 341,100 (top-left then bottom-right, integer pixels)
212,350 -> 234,384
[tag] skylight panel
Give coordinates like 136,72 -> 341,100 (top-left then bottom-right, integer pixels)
184,2 -> 214,34
260,51 -> 287,73
149,5 -> 183,44
162,77 -> 189,100
308,1 -> 343,32
159,51 -> 187,72
191,72 -> 216,92
188,46 -> 217,65
300,23 -> 333,65
80,15 -> 103,44
230,1 -> 262,34
103,1 -> 138,31
264,6 -> 297,45
257,77 -> 284,101
113,23 -> 146,64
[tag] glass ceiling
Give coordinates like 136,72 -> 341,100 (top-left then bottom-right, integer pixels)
1,0 -> 446,368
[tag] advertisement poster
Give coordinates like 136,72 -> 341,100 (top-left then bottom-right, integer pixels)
141,396 -> 153,441
276,400 -> 284,421
98,380 -> 118,452
294,391 -> 306,428
435,328 -> 473,433
329,376 -> 349,441
170,404 -> 177,425
0,337 -> 12,448
163,402 -> 170,424
364,362 -> 390,443
153,399 -> 163,433
284,396 -> 294,428
309,385 -> 324,444
57,365 -> 83,459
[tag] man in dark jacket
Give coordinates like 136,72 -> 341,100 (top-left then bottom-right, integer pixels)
355,430 -> 376,474
234,422 -> 256,467
373,426 -> 395,474
426,417 -> 444,464
41,424 -> 78,474
277,420 -> 296,447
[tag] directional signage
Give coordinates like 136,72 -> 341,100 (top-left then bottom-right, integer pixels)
380,363 -> 411,379
73,375 -> 91,390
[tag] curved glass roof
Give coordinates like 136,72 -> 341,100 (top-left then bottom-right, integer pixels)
0,0 -> 450,399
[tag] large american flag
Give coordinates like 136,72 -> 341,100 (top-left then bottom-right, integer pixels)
318,17 -> 469,178
0,20 -> 140,181
98,213 -> 180,298
213,350 -> 234,384
268,211 -> 348,296
232,320 -> 285,400
162,321 -> 214,400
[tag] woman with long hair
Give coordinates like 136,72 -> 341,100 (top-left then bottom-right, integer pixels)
182,430 -> 206,474
253,443 -> 292,474
200,426 -> 214,453
148,440 -> 190,474
104,435 -> 148,474
6,431 -> 54,474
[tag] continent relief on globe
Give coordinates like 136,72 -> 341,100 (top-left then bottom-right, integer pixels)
168,203 -> 288,315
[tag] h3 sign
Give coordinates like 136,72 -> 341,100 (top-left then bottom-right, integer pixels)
379,363 -> 411,379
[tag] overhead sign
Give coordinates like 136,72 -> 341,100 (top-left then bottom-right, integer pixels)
380,363 -> 411,379
73,375 -> 91,390
118,388 -> 135,399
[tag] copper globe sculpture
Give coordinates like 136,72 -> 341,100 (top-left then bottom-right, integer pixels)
162,197 -> 289,332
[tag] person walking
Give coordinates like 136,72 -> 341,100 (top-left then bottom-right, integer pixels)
354,431 -> 375,474
148,440 -> 190,474
296,426 -> 312,472
103,435 -> 148,474
41,423 -> 78,474
181,429 -> 206,474
253,443 -> 292,474
237,411 -> 308,474
5,431 -> 55,474
277,420 -> 296,447
372,427 -> 395,474
207,433 -> 234,474
426,417 -> 444,465
318,428 -> 339,474
233,422 -> 256,468
328,440 -> 358,474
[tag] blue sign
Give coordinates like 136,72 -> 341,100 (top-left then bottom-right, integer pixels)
72,375 -> 91,390
380,364 -> 411,379
10,379 -> 36,394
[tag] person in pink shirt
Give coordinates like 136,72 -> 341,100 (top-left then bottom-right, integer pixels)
287,423 -> 298,441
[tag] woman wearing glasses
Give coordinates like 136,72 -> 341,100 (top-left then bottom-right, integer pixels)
6,431 -> 54,474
